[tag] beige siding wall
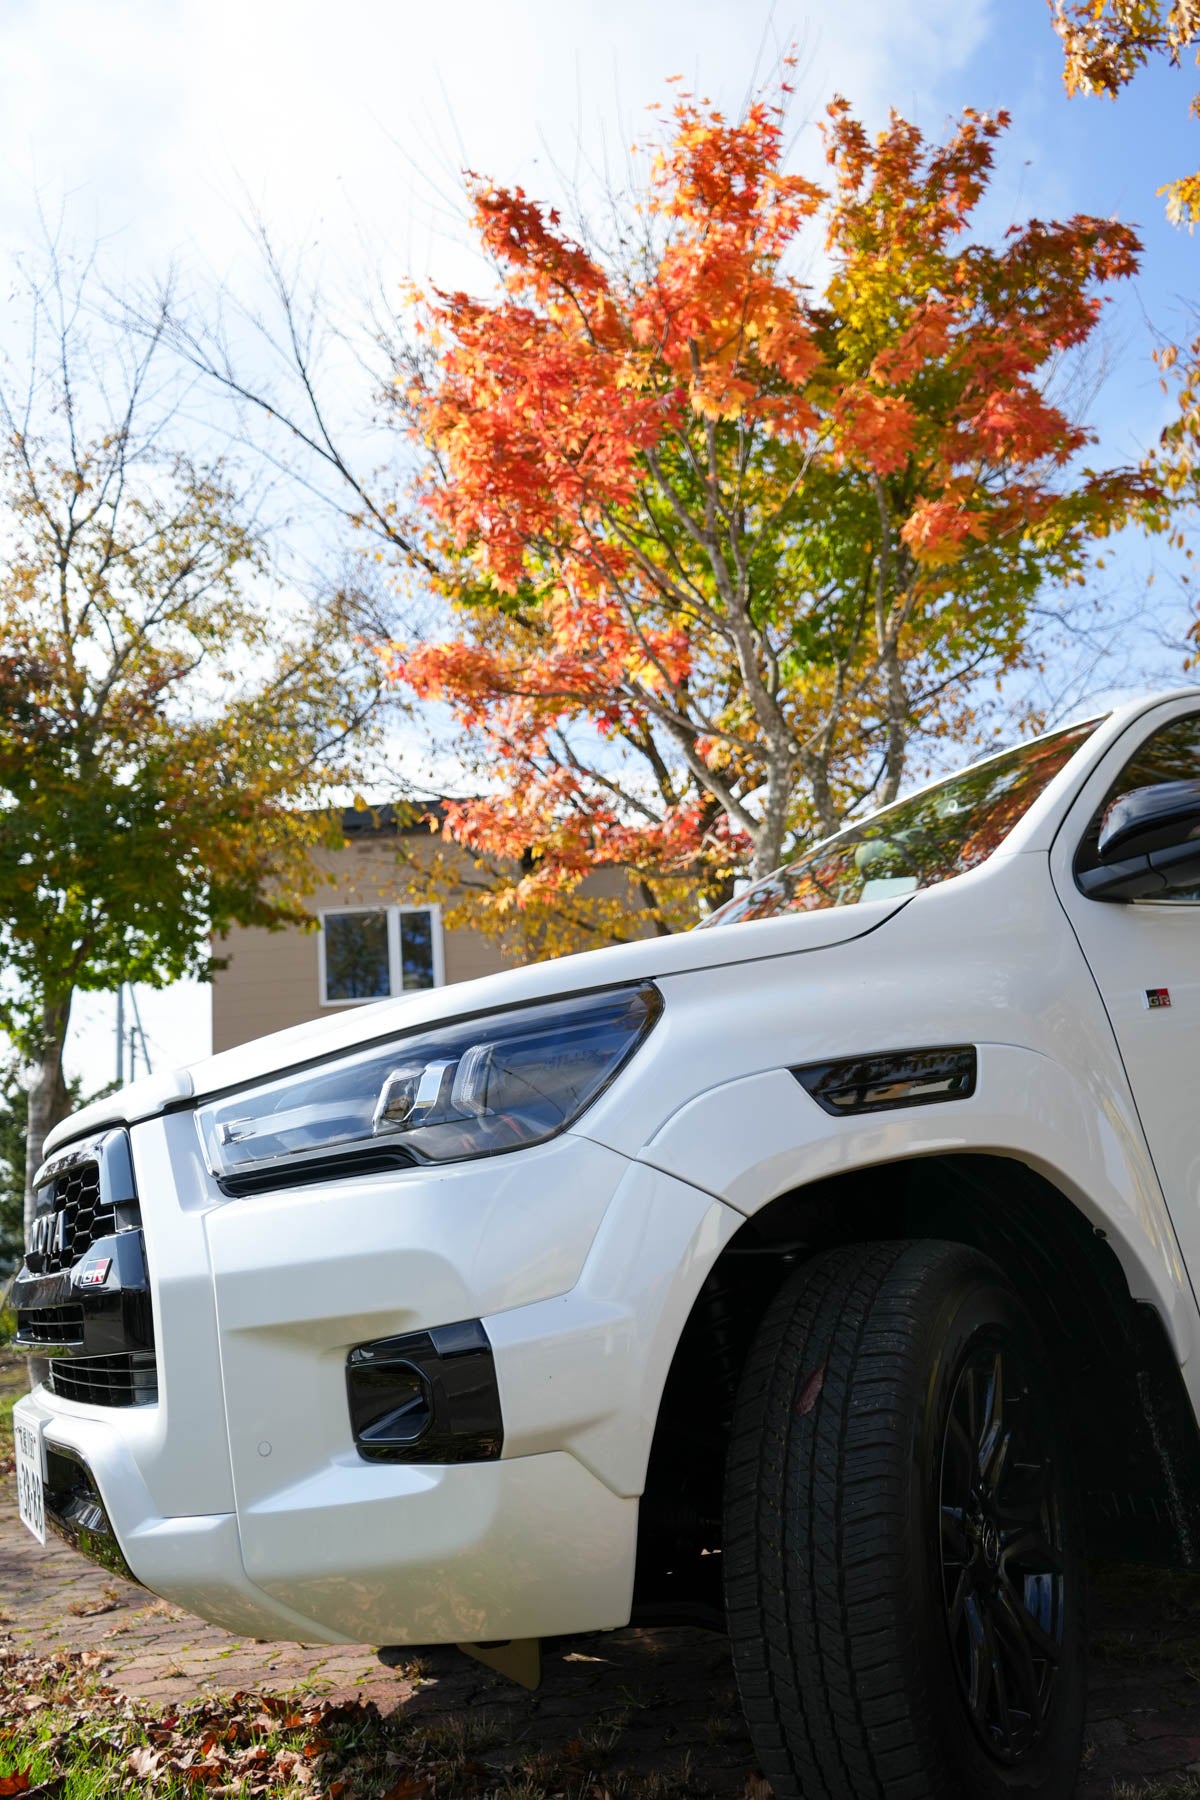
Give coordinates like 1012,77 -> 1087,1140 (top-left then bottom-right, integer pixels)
211,834 -> 521,1054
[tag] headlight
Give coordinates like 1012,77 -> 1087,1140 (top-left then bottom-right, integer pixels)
196,982 -> 662,1193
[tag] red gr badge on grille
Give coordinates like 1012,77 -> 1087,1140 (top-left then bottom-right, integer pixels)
75,1257 -> 112,1288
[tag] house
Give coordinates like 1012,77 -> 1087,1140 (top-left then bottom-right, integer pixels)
210,805 -> 643,1053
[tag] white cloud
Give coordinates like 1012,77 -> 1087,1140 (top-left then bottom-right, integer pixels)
0,0 -> 994,285
0,0 -> 998,1091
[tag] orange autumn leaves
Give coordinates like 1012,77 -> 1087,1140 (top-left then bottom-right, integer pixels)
386,85 -> 1149,937
404,89 -> 1141,599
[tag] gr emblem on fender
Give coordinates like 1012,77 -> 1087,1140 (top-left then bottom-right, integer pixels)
1144,988 -> 1172,1010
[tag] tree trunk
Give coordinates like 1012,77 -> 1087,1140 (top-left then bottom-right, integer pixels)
805,752 -> 843,841
23,993 -> 72,1241
877,638 -> 910,810
750,758 -> 796,881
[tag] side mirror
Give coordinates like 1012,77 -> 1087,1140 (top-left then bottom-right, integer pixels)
1079,779 -> 1200,900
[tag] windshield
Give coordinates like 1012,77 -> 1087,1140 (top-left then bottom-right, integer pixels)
702,718 -> 1103,928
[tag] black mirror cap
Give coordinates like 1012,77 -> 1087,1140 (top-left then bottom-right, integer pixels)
1079,836 -> 1200,901
1098,778 -> 1200,863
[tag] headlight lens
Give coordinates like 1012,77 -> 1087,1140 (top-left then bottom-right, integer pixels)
196,982 -> 661,1192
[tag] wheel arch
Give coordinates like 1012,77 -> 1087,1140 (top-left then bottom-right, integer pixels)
633,1149 -> 1200,1624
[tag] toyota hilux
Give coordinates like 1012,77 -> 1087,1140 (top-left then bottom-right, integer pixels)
14,686 -> 1200,1800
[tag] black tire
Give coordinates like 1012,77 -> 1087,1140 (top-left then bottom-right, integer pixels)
724,1238 -> 1085,1800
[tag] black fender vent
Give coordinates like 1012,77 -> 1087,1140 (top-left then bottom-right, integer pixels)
794,1046 -> 977,1117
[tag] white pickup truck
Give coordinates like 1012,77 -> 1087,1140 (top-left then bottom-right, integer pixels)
13,687 -> 1200,1800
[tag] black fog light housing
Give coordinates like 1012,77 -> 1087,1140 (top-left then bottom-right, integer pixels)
346,1319 -> 503,1464
347,1356 -> 433,1452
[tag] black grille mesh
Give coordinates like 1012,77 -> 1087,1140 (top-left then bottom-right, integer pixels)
48,1353 -> 158,1407
62,1161 -> 112,1265
16,1305 -> 84,1345
34,1160 -> 114,1273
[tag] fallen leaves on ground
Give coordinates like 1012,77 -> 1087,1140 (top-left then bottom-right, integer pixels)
66,1586 -> 123,1618
0,1653 -> 363,1796
0,1646 -> 755,1798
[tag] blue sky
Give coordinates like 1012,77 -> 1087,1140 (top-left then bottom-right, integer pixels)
950,4 -> 1198,457
0,0 -> 1194,1088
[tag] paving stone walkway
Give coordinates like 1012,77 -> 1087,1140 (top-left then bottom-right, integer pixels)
3,1463 -> 1200,1795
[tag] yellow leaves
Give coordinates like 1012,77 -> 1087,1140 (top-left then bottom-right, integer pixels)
689,374 -> 757,422
625,653 -> 669,693
1160,169 -> 1200,225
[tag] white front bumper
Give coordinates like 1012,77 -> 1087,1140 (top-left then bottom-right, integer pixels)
19,1114 -> 737,1645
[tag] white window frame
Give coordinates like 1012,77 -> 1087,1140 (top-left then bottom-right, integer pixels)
317,903 -> 445,1006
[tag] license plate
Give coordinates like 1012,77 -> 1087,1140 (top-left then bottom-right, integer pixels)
14,1409 -> 46,1545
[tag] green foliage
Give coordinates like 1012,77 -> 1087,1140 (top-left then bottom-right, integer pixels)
0,439 -> 373,1056
0,252 -> 387,1147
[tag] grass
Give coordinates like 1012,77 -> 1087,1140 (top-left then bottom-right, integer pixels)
0,1648 -> 724,1800
0,1662 -> 324,1797
0,1343 -> 26,1478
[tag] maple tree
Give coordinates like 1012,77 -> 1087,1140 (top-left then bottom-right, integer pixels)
378,84 -> 1150,942
0,255 -> 386,1225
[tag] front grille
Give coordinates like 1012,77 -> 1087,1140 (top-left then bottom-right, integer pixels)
58,1160 -> 111,1269
16,1305 -> 84,1345
20,1130 -> 157,1410
29,1158 -> 114,1275
48,1352 -> 158,1407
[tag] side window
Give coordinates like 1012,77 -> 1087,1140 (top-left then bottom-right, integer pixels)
1076,713 -> 1200,901
320,906 -> 443,1004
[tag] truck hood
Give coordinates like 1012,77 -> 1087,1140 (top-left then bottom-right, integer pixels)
45,891 -> 911,1152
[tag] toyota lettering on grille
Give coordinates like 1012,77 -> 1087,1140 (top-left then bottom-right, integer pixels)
26,1207 -> 67,1268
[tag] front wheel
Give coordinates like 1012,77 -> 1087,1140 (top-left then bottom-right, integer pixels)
723,1239 -> 1085,1800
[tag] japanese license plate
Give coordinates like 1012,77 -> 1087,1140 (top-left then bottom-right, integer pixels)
14,1408 -> 46,1545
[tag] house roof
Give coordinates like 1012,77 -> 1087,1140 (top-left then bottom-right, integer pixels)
336,800 -> 447,838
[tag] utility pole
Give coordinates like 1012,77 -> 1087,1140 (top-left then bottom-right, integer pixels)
114,984 -> 153,1086
128,986 -> 152,1079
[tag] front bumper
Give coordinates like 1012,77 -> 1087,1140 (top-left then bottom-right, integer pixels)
17,1112 -> 738,1645
15,1385 -> 636,1642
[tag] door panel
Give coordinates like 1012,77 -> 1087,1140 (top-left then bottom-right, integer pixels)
1053,703 -> 1200,1276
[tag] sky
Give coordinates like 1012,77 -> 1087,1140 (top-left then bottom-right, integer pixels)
0,0 -> 1196,1095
